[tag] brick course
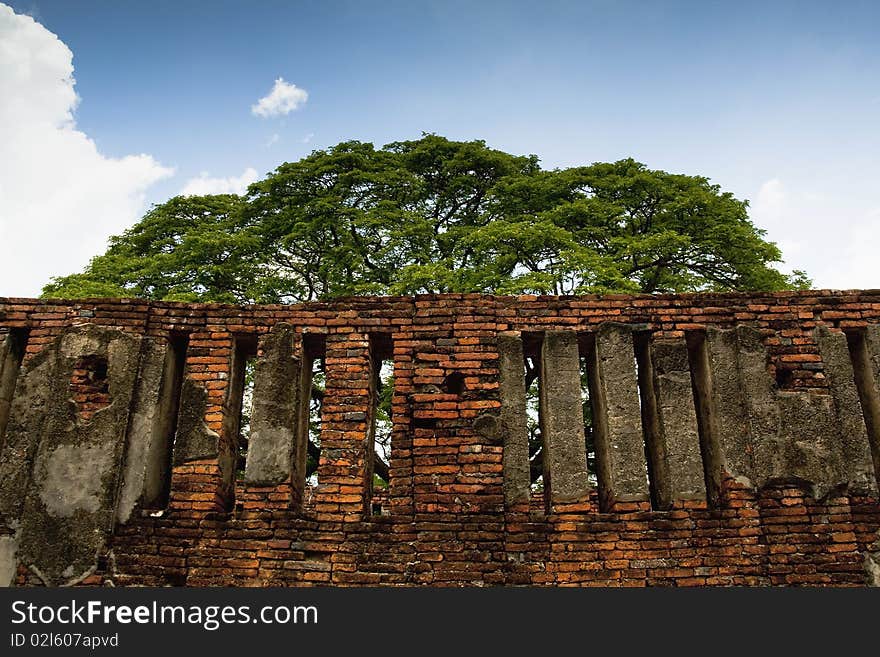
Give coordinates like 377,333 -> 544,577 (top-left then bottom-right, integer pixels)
1,290 -> 879,586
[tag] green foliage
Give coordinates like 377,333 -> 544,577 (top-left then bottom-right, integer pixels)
306,363 -> 325,480
41,135 -> 810,493
42,134 -> 809,302
44,195 -> 258,303
372,363 -> 394,483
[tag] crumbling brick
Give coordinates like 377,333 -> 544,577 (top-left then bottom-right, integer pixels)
0,290 -> 878,587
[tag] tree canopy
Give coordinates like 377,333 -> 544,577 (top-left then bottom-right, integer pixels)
42,134 -> 809,302
41,134 -> 811,490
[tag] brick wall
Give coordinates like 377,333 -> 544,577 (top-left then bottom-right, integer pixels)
1,290 -> 879,586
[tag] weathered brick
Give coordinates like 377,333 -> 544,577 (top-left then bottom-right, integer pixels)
0,291 -> 878,587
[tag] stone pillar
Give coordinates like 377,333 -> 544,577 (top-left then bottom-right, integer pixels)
845,325 -> 880,490
244,323 -> 301,487
587,323 -> 649,510
816,326 -> 877,493
0,332 -> 25,448
0,335 -> 59,586
651,338 -> 705,501
116,338 -> 174,523
539,331 -> 589,506
0,325 -> 143,585
497,333 -> 530,507
706,325 -> 878,499
705,327 -> 755,488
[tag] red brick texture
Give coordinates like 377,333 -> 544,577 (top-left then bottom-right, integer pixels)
1,290 -> 879,586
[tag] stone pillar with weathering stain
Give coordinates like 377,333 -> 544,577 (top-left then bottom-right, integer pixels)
705,326 -> 778,490
815,325 -> 876,494
704,327 -> 756,487
0,346 -> 60,525
291,334 -> 319,511
0,332 -> 25,448
1,325 -> 144,585
244,323 -> 301,486
705,324 -> 878,498
866,325 -> 880,383
539,331 -> 590,505
497,333 -> 530,507
729,327 -> 780,487
0,332 -> 9,380
710,325 -> 831,493
772,392 -> 840,495
650,338 -> 706,501
863,325 -> 880,486
0,335 -> 61,587
116,338 -> 176,523
587,323 -> 650,510
172,378 -> 221,466
720,326 -> 850,497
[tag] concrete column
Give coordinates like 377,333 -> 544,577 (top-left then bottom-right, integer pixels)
587,323 -> 649,510
8,325 -> 143,585
705,327 -> 755,487
0,340 -> 59,522
0,331 -> 25,449
245,323 -> 301,487
497,333 -> 530,507
861,326 -> 880,487
817,326 -> 877,494
817,326 -> 866,446
706,325 -> 877,498
0,335 -> 13,446
116,338 -> 173,523
651,338 -> 705,501
540,331 -> 589,505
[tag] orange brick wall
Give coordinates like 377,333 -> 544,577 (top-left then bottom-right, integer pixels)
2,290 -> 879,586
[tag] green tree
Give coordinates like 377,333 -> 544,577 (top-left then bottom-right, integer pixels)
44,135 -> 808,302
42,135 -> 810,489
43,194 -> 258,303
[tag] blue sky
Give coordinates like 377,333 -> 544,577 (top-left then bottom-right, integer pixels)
1,0 -> 878,295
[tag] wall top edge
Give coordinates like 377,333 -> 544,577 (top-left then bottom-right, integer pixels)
2,288 -> 880,313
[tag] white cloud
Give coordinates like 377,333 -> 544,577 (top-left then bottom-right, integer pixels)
300,132 -> 314,144
251,77 -> 308,118
265,133 -> 280,148
835,208 -> 880,290
754,178 -> 785,215
750,178 -> 880,290
752,178 -> 804,261
0,4 -> 173,297
180,167 -> 258,196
